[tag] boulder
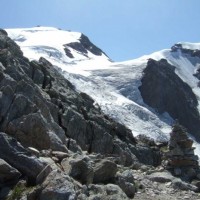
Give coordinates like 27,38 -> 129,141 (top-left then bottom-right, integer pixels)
51,151 -> 69,162
116,170 -> 136,198
28,147 -> 40,157
147,171 -> 175,183
172,178 -> 198,192
0,158 -> 21,185
38,170 -> 78,200
0,132 -> 45,184
82,184 -> 129,200
93,159 -> 117,184
0,187 -> 11,200
130,144 -> 161,167
66,138 -> 82,153
61,156 -> 94,185
36,164 -> 53,185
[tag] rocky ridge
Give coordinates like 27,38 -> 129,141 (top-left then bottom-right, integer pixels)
139,58 -> 200,141
0,29 -> 160,199
1,29 -> 200,199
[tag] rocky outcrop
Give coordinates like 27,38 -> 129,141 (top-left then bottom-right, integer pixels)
171,43 -> 200,58
93,159 -> 117,184
0,28 -> 148,199
139,58 -> 200,141
116,170 -> 136,198
61,155 -> 94,185
0,158 -> 21,186
38,170 -> 79,200
65,34 -> 108,57
0,132 -> 45,184
194,65 -> 200,80
82,184 -> 130,200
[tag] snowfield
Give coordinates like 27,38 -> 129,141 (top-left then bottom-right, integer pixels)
6,27 -> 200,155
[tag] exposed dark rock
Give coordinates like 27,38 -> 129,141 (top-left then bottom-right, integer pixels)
147,171 -> 175,183
0,158 -> 21,186
38,170 -> 79,200
93,159 -> 117,184
0,187 -> 11,200
51,151 -> 69,162
130,144 -> 161,167
171,43 -> 200,58
194,65 -> 200,80
82,184 -> 129,200
116,170 -> 136,198
65,33 -> 109,58
139,58 -> 200,140
61,156 -> 94,185
63,47 -> 74,58
0,29 -> 8,36
66,138 -> 82,153
65,42 -> 88,57
36,164 -> 53,185
0,132 -> 45,184
172,178 -> 198,192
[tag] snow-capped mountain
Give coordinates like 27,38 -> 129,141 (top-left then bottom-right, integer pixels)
6,27 -> 111,76
6,27 -> 200,146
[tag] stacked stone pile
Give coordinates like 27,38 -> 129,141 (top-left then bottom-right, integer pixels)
166,123 -> 199,180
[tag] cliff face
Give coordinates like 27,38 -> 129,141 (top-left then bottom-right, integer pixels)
139,59 -> 200,141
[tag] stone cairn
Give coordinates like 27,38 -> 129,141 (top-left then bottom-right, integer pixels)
166,123 -> 200,181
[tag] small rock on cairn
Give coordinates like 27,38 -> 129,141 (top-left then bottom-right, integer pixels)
166,122 -> 200,181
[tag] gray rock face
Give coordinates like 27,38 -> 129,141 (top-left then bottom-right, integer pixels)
0,158 -> 21,185
171,43 -> 200,58
38,170 -> 78,200
130,144 -> 161,167
147,171 -> 175,183
116,170 -> 136,198
65,34 -> 108,58
172,178 -> 198,192
61,156 -> 94,185
194,66 -> 200,80
0,33 -> 67,152
0,132 -> 45,184
139,58 -> 200,140
80,184 -> 129,200
93,159 -> 117,184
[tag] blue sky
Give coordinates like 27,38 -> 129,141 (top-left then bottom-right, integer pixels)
1,0 -> 200,61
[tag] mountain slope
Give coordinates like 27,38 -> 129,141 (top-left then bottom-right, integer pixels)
6,27 -> 200,143
1,27 -> 200,199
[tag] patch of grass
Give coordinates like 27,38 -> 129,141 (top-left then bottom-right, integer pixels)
6,185 -> 25,200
